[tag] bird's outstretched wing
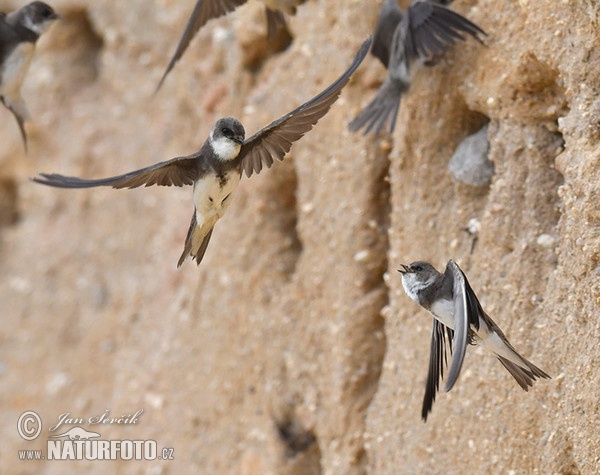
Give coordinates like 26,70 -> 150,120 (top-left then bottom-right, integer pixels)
371,0 -> 404,68
422,319 -> 454,421
32,153 -> 201,189
156,0 -> 246,91
404,1 -> 486,61
238,36 -> 372,178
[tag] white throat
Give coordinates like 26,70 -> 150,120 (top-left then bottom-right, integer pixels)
210,131 -> 241,161
401,274 -> 435,304
23,17 -> 52,35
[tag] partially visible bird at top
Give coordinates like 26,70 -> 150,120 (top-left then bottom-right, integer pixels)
0,1 -> 59,151
349,0 -> 485,135
156,0 -> 307,91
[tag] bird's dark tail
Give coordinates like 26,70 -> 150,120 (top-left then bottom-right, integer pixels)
178,213 -> 214,268
348,77 -> 409,135
496,355 -> 550,391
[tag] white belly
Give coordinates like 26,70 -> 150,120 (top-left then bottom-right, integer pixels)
0,43 -> 34,97
193,170 -> 240,227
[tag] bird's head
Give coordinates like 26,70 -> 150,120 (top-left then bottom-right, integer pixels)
210,117 -> 245,161
20,2 -> 60,35
398,261 -> 438,293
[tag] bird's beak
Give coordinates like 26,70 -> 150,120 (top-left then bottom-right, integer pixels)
398,264 -> 411,274
232,137 -> 244,145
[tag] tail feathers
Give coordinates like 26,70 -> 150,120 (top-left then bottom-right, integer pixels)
497,355 -> 550,391
348,77 -> 408,135
177,214 -> 215,267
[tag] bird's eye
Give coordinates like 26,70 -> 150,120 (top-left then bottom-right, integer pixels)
223,127 -> 233,137
42,7 -> 54,17
412,265 -> 422,272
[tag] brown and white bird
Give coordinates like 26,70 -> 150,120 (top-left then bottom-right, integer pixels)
0,1 -> 59,150
349,0 -> 485,135
157,0 -> 307,90
399,260 -> 550,421
33,37 -> 371,267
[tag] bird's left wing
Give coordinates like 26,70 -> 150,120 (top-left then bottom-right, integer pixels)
238,36 -> 372,178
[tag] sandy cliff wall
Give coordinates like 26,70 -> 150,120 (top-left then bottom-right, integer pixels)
1,0 -> 598,474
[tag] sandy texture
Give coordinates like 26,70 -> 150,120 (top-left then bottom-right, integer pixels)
1,0 -> 598,473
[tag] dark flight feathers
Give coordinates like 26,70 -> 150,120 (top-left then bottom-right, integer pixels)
32,154 -> 200,189
238,35 -> 372,177
404,2 -> 485,60
422,319 -> 454,421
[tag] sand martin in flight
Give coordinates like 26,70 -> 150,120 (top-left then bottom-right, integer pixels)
349,0 -> 485,135
157,0 -> 307,90
33,37 -> 372,267
0,1 -> 59,150
399,260 -> 550,421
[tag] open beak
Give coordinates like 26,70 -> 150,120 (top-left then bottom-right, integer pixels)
398,264 -> 411,274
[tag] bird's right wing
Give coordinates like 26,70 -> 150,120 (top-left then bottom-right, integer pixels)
156,0 -> 246,91
32,154 -> 200,189
238,36 -> 372,177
